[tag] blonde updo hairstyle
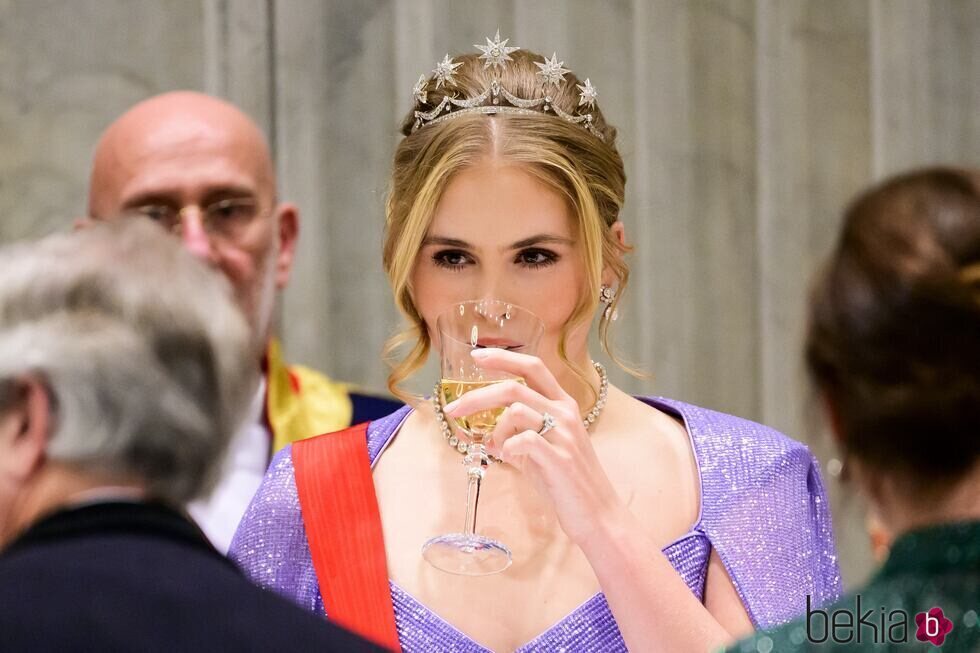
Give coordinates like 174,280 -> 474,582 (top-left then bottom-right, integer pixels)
383,49 -> 631,402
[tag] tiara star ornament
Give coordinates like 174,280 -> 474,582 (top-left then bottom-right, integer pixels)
412,74 -> 428,104
577,78 -> 598,108
411,32 -> 605,142
475,30 -> 519,69
432,54 -> 463,89
535,53 -> 571,86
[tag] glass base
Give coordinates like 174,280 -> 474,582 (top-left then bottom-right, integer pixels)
422,532 -> 512,576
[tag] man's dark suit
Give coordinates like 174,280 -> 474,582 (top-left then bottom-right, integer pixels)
0,501 -> 382,652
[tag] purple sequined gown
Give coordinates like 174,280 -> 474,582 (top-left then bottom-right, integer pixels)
230,397 -> 841,652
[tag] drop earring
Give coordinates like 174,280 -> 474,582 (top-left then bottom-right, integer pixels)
599,284 -> 618,321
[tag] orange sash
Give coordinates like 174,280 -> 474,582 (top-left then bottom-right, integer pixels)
293,423 -> 401,651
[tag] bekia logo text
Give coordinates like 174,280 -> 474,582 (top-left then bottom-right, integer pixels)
807,595 -> 953,646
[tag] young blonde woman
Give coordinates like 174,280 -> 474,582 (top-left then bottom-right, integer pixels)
231,36 -> 840,652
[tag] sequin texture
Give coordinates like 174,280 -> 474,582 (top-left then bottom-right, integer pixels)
229,397 -> 842,651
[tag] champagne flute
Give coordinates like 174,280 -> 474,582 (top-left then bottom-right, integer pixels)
422,299 -> 544,575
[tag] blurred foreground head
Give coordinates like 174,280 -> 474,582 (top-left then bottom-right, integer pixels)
0,220 -> 255,546
807,166 -> 980,503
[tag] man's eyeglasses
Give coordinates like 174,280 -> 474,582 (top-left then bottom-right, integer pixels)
126,197 -> 261,240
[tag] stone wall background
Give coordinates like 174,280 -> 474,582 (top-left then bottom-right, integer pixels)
1,0 -> 977,586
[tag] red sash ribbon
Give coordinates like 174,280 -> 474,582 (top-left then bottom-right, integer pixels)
293,423 -> 401,651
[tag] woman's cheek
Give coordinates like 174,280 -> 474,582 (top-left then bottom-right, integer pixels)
530,266 -> 582,320
536,298 -> 581,340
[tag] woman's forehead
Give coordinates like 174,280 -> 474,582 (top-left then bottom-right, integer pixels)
429,163 -> 574,242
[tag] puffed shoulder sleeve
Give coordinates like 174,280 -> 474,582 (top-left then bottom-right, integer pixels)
652,398 -> 842,629
228,446 -> 324,615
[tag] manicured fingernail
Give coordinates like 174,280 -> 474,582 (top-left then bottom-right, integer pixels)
471,348 -> 492,358
444,400 -> 459,413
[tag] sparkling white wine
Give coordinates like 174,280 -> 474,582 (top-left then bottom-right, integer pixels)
439,377 -> 525,442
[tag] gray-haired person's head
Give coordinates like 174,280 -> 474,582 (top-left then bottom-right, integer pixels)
0,219 -> 256,505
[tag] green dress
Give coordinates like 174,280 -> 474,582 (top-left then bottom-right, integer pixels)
729,521 -> 979,652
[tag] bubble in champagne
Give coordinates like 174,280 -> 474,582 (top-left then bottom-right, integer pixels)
470,324 -> 479,347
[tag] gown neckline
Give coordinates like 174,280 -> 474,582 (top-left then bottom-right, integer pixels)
369,396 -> 707,651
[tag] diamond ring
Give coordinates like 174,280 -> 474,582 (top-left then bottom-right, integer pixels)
537,412 -> 557,436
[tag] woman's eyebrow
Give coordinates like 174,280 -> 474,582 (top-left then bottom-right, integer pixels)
421,235 -> 471,248
508,234 -> 574,250
421,234 -> 574,249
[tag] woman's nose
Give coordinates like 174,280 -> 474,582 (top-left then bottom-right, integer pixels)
467,266 -> 518,305
474,279 -> 506,304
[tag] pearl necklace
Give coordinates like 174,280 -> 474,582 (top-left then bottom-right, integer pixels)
432,361 -> 609,462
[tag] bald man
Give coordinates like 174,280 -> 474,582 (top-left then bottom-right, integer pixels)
86,92 -> 400,552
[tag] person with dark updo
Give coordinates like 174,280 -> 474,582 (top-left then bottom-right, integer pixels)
732,166 -> 980,652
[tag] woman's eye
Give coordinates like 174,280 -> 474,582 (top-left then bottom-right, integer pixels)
433,250 -> 471,269
516,249 -> 558,268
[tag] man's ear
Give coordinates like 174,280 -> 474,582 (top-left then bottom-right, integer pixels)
0,377 -> 50,482
273,203 -> 299,289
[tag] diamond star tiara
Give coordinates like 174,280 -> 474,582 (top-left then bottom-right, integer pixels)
410,30 -> 604,141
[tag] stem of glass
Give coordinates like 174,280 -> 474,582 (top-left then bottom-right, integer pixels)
462,443 -> 489,537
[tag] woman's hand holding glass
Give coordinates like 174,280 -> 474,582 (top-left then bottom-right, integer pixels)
444,347 -> 626,547
422,299 -> 545,575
